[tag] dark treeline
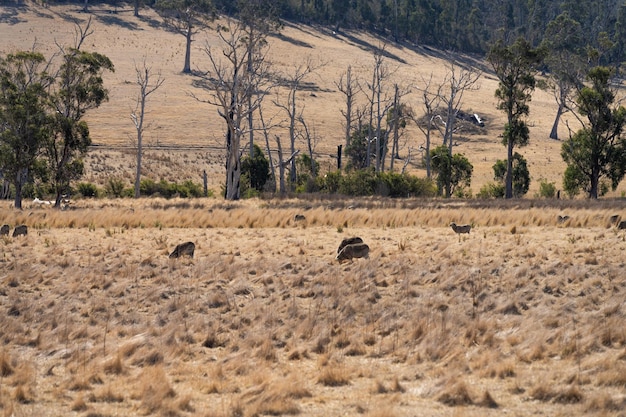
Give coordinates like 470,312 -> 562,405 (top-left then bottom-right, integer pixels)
33,0 -> 626,65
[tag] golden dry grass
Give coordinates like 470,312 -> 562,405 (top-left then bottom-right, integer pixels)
2,197 -> 626,416
3,2 -> 626,197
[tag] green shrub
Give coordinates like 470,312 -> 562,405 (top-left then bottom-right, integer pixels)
105,177 -> 127,198
537,178 -> 556,198
77,182 -> 100,198
316,169 -> 435,198
241,144 -> 270,192
477,182 -> 505,199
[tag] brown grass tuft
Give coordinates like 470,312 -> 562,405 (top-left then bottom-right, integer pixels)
139,366 -> 176,414
0,351 -> 14,377
478,389 -> 499,408
437,380 -> 475,406
318,365 -> 351,387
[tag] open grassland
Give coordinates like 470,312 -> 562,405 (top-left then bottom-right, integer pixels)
1,197 -> 626,416
4,2 -> 625,196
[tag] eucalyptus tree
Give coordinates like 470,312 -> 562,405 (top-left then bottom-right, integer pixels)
487,37 -> 544,199
46,18 -> 114,208
561,66 -> 626,199
0,51 -> 53,209
541,12 -> 586,140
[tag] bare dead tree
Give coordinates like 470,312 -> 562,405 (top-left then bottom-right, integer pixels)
440,58 -> 481,155
274,135 -> 299,195
365,45 -> 396,172
335,65 -> 360,147
192,19 -> 273,200
273,57 -> 325,190
385,83 -> 411,172
298,114 -> 319,178
414,73 -> 444,178
130,59 -> 164,198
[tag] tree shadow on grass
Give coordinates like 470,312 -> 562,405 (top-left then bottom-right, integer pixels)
0,3 -> 26,25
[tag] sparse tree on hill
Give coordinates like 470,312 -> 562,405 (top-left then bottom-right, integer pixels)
194,19 -> 273,200
131,59 -> 164,199
155,0 -> 214,74
0,51 -> 53,210
561,66 -> 626,199
488,37 -> 544,199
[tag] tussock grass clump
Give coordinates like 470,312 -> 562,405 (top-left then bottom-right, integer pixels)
138,366 -> 176,414
0,350 -> 14,377
318,365 -> 351,387
437,379 -> 475,406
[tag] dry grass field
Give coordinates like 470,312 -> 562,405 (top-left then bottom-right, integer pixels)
2,3 -> 626,417
2,196 -> 626,417
4,1 -> 625,196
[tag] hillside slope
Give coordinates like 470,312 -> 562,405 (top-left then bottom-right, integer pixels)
1,2 -> 618,196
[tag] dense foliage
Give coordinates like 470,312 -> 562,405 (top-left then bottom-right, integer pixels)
40,0 -> 626,63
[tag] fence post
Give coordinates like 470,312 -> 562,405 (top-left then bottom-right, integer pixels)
203,170 -> 208,197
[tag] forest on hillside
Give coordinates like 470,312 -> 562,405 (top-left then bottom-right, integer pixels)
34,0 -> 626,66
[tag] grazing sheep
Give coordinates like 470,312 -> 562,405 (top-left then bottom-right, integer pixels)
12,225 -> 27,237
336,243 -> 370,261
169,241 -> 195,259
337,236 -> 364,254
450,222 -> 471,234
0,224 -> 9,236
294,214 -> 306,222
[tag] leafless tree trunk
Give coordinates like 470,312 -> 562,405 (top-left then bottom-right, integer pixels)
440,59 -> 481,156
366,46 -> 395,172
336,65 -> 359,147
130,59 -> 164,198
414,74 -> 444,179
274,136 -> 299,195
193,19 -> 273,200
274,57 -> 324,190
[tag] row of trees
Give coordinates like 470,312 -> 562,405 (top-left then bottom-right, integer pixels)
0,19 -> 114,209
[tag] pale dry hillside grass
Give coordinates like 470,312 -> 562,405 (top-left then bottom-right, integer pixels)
1,198 -> 626,416
3,2 -> 625,196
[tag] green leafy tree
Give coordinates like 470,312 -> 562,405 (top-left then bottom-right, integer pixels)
488,37 -> 544,198
0,51 -> 53,209
47,37 -> 114,207
155,0 -> 214,74
345,125 -> 386,171
541,12 -> 586,140
561,67 -> 626,198
241,143 -> 270,191
430,145 -> 473,198
493,152 -> 530,198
